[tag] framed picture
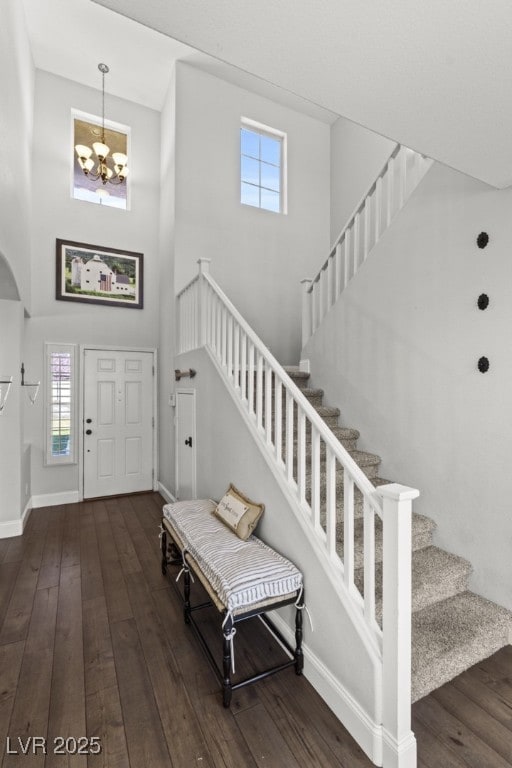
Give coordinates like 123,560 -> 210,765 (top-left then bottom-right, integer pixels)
56,239 -> 143,309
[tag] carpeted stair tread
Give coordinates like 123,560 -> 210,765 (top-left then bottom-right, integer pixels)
336,513 -> 436,569
411,591 -> 512,702
354,546 -> 472,621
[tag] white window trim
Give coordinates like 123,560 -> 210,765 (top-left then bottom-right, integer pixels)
45,343 -> 77,466
241,116 -> 288,215
71,108 -> 132,211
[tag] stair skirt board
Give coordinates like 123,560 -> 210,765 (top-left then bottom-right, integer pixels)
283,365 -> 512,704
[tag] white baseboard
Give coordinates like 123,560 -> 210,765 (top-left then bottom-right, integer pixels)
0,501 -> 32,539
157,482 -> 176,504
270,612 -> 384,766
299,358 -> 310,373
31,490 -> 80,508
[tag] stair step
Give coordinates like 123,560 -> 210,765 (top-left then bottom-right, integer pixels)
337,512 -> 436,570
354,546 -> 472,622
283,366 -> 310,389
412,591 -> 512,702
297,426 -> 360,453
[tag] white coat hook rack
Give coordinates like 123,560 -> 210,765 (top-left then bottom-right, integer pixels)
21,363 -> 40,405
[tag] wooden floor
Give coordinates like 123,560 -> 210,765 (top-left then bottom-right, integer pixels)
0,493 -> 511,767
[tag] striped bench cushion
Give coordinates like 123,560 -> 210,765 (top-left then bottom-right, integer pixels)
162,499 -> 302,613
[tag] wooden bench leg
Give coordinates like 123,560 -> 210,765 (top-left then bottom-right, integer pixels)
183,567 -> 191,625
161,528 -> 168,575
295,597 -> 304,676
222,614 -> 234,707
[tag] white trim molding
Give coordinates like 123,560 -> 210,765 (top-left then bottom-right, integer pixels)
0,501 -> 32,539
31,490 -> 80,508
157,482 -> 176,504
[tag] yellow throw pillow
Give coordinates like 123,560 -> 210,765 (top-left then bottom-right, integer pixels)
214,484 -> 264,540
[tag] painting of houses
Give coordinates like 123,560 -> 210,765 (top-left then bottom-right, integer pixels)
56,239 -> 143,308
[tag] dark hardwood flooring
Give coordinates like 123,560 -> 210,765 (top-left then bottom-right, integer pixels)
0,492 -> 511,767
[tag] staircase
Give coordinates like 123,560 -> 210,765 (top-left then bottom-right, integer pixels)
285,364 -> 512,702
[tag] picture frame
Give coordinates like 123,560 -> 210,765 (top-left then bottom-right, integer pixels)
56,239 -> 143,309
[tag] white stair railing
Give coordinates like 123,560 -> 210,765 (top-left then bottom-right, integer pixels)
177,259 -> 420,767
302,144 -> 433,346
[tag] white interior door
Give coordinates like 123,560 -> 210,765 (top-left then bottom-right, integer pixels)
175,389 -> 196,500
83,348 -> 154,499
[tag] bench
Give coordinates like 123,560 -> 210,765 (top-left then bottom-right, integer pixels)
161,499 -> 304,706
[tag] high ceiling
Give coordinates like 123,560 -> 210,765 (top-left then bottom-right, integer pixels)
20,0 -> 337,121
89,0 -> 512,189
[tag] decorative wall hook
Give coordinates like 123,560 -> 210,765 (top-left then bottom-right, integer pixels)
0,376 -> 13,414
21,362 -> 40,404
175,368 -> 196,381
477,293 -> 489,310
477,356 -> 489,373
476,232 -> 489,249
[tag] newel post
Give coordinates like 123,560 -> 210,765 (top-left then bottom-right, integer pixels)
197,258 -> 211,347
301,278 -> 313,349
379,483 -> 420,768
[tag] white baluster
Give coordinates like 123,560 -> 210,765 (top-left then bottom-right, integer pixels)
353,212 -> 360,275
233,323 -> 240,389
363,197 -> 371,262
297,409 -> 306,505
398,148 -> 406,209
311,425 -> 321,529
387,157 -> 395,226
256,353 -> 263,430
301,278 -> 313,348
375,175 -> 382,243
344,229 -> 351,288
343,471 -> 355,589
274,376 -> 283,465
325,449 -> 336,557
380,483 -> 419,768
240,333 -> 247,401
248,342 -> 254,416
285,390 -> 294,483
221,306 -> 227,367
327,256 -> 333,309
334,243 -> 342,302
215,295 -> 221,357
363,498 -> 376,626
227,314 -> 233,379
265,361 -> 272,444
318,274 -> 324,328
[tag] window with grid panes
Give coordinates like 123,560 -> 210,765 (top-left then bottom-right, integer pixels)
240,120 -> 286,213
45,344 -> 76,465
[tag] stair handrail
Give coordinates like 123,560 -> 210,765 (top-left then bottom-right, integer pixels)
302,144 -> 433,346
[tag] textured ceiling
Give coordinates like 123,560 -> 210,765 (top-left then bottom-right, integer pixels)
90,0 -> 512,188
21,0 -> 337,122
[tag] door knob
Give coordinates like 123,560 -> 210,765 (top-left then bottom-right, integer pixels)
185,436 -> 193,447
86,418 -> 92,423
86,429 -> 92,435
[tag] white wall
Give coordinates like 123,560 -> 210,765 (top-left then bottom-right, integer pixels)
0,0 -> 34,533
305,161 -> 512,612
0,0 -> 34,308
330,116 -> 395,246
158,69 -> 177,495
174,63 -> 330,365
25,70 -> 161,499
0,301 -> 24,531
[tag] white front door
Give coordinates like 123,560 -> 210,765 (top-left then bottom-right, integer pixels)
83,348 -> 154,499
175,389 -> 196,500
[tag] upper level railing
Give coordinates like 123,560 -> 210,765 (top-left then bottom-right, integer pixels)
177,259 -> 419,766
302,145 -> 433,347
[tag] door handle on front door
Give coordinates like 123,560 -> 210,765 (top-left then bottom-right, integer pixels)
185,436 -> 193,447
86,429 -> 92,435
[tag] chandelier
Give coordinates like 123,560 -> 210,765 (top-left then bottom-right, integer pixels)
74,63 -> 129,187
